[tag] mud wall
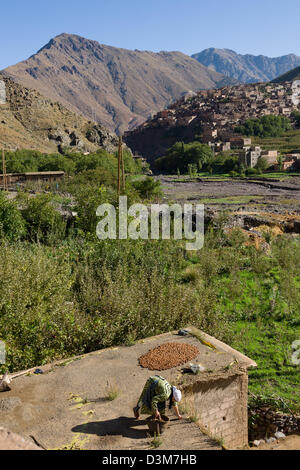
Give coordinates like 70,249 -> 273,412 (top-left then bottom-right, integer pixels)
182,370 -> 248,449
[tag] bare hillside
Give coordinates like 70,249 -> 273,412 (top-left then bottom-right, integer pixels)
0,75 -> 118,153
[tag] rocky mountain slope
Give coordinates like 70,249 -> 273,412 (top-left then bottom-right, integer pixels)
3,34 -> 237,134
272,65 -> 300,83
0,74 -> 118,153
192,48 -> 300,84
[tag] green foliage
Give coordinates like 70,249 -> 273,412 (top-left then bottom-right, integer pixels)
155,141 -> 213,174
0,192 -> 26,241
18,193 -> 67,243
210,153 -> 239,174
235,115 -> 291,138
291,110 -> 300,128
5,148 -> 141,177
132,177 -> 163,200
255,156 -> 269,172
0,244 -> 86,371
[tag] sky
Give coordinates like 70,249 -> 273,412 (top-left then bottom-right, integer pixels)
1,0 -> 300,69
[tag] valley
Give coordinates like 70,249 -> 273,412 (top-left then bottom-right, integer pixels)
1,20 -> 300,451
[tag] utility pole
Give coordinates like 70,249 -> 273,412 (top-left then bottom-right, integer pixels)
2,149 -> 7,191
121,136 -> 125,192
117,136 -> 121,196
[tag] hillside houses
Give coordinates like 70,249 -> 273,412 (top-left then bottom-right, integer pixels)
138,82 -> 297,135
124,81 -> 300,162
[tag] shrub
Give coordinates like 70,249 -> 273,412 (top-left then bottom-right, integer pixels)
0,244 -> 86,371
0,192 -> 26,241
18,193 -> 66,243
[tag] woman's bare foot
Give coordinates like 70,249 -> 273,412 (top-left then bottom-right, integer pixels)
133,406 -> 140,419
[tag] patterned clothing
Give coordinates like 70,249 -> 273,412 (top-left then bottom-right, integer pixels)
137,375 -> 173,415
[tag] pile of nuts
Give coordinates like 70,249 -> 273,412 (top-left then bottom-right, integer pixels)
139,342 -> 199,370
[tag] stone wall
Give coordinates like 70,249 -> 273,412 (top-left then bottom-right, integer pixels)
249,407 -> 300,441
182,368 -> 249,449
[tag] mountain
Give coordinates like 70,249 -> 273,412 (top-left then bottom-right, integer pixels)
0,74 -> 118,153
192,48 -> 300,84
272,65 -> 300,83
3,34 -> 237,134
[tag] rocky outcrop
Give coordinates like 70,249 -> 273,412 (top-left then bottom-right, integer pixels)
0,75 -> 118,153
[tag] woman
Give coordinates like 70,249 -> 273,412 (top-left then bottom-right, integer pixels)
133,375 -> 182,420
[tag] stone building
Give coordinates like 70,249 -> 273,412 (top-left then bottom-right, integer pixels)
239,146 -> 262,168
0,171 -> 65,187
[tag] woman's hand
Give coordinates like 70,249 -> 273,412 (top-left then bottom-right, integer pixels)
154,409 -> 161,420
174,405 -> 182,420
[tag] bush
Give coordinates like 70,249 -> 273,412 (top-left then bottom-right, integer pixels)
0,244 -> 87,371
132,177 -> 163,200
18,193 -> 67,243
0,192 -> 26,241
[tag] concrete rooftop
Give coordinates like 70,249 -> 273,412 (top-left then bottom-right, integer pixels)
0,328 -> 255,450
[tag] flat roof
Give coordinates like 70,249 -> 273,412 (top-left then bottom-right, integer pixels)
0,328 -> 256,450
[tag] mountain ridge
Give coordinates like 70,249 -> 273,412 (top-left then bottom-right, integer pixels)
192,48 -> 300,83
2,33 -> 238,134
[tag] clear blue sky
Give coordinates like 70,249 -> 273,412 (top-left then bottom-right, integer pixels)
1,0 -> 300,69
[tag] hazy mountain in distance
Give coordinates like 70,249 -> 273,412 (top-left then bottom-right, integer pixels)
2,34 -> 238,134
192,48 -> 300,83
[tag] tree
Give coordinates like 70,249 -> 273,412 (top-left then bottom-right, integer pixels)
154,141 -> 213,174
0,192 -> 26,241
132,177 -> 163,200
255,157 -> 269,173
235,115 -> 291,138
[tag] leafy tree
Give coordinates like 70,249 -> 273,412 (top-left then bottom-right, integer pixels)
155,141 -> 213,173
132,177 -> 163,200
255,157 -> 269,172
18,194 -> 66,243
291,110 -> 300,128
235,115 -> 291,138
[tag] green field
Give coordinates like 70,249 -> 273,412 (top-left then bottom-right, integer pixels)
253,129 -> 300,153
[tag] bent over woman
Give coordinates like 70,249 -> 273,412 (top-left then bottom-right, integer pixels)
133,375 -> 182,420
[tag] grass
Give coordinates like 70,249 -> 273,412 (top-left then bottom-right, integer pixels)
253,129 -> 300,154
150,433 -> 163,448
232,321 -> 300,412
106,381 -> 120,401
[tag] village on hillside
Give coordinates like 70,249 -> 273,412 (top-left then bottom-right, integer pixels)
127,82 -> 300,170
